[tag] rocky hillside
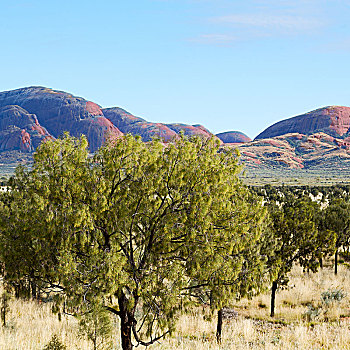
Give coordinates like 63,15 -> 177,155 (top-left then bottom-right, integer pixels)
234,106 -> 350,171
236,132 -> 350,170
0,105 -> 53,152
3,86 -> 350,174
0,87 -> 123,152
216,131 -> 251,144
255,106 -> 350,140
0,87 -> 224,154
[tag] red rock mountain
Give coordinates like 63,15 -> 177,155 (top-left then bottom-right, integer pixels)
0,87 -> 123,152
0,105 -> 53,152
166,123 -> 214,139
223,107 -> 350,171
216,131 -> 251,144
102,108 -> 219,142
255,106 -> 350,140
0,87 -> 220,153
237,132 -> 350,170
2,87 -> 350,172
102,107 -> 178,142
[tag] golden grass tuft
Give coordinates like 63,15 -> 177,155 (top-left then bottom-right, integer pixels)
1,264 -> 350,349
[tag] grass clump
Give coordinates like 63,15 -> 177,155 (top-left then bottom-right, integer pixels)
43,334 -> 66,350
305,288 -> 346,321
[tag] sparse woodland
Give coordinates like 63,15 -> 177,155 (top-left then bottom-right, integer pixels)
0,134 -> 350,349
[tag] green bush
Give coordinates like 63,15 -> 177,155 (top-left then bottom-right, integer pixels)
304,289 -> 346,321
78,304 -> 113,350
43,334 -> 66,350
321,289 -> 346,305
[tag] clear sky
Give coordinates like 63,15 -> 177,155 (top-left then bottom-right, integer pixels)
1,0 -> 350,138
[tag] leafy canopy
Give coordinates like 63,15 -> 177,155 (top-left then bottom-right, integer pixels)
0,133 -> 267,348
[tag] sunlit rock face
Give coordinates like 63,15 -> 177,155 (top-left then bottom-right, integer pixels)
166,123 -> 211,137
238,106 -> 350,169
255,106 -> 350,140
0,105 -> 53,152
102,107 -> 178,142
0,86 -> 222,152
216,131 -> 251,144
0,87 -> 123,152
236,131 -> 350,170
102,108 -> 220,142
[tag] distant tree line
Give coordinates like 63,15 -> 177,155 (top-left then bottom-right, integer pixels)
0,135 -> 349,349
251,184 -> 350,316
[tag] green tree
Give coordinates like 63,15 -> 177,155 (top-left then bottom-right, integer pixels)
78,303 -> 114,350
323,198 -> 350,275
0,134 -> 267,350
267,195 -> 328,317
186,189 -> 271,342
311,202 -> 336,270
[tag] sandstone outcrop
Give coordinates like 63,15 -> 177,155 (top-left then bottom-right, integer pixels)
0,87 -> 221,153
0,87 -> 123,152
236,132 -> 350,170
0,105 -> 53,152
255,106 -> 350,140
5,86 -> 350,173
166,123 -> 213,138
216,131 -> 251,144
102,108 -> 177,141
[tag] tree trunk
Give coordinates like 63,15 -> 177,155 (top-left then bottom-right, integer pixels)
118,292 -> 133,350
1,293 -> 5,327
270,281 -> 278,317
93,326 -> 97,350
30,281 -> 37,300
216,308 -> 223,343
319,258 -> 323,269
335,248 -> 338,275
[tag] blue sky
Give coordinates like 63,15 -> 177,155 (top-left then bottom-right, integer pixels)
1,0 -> 350,138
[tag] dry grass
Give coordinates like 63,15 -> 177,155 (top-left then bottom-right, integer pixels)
153,316 -> 350,349
1,265 -> 350,349
234,264 -> 350,322
0,298 -> 98,349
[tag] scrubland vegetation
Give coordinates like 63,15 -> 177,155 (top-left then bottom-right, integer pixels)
1,264 -> 350,349
1,134 -> 350,349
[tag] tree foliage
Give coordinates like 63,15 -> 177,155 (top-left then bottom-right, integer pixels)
322,198 -> 350,274
262,189 -> 335,317
0,134 -> 268,349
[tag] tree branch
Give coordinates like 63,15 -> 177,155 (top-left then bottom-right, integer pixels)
132,324 -> 170,347
105,306 -> 121,316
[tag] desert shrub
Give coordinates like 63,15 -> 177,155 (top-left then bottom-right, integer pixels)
305,304 -> 321,321
43,334 -> 66,350
305,289 -> 346,321
321,289 -> 346,305
78,304 -> 114,350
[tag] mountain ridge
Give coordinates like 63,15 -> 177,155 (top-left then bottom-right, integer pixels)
255,106 -> 350,140
0,86 -> 224,152
2,86 -> 350,173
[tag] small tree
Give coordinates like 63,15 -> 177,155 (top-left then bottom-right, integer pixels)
267,195 -> 327,317
78,303 -> 113,350
43,334 -> 66,350
323,198 -> 350,274
0,134 -> 265,349
186,189 -> 271,342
